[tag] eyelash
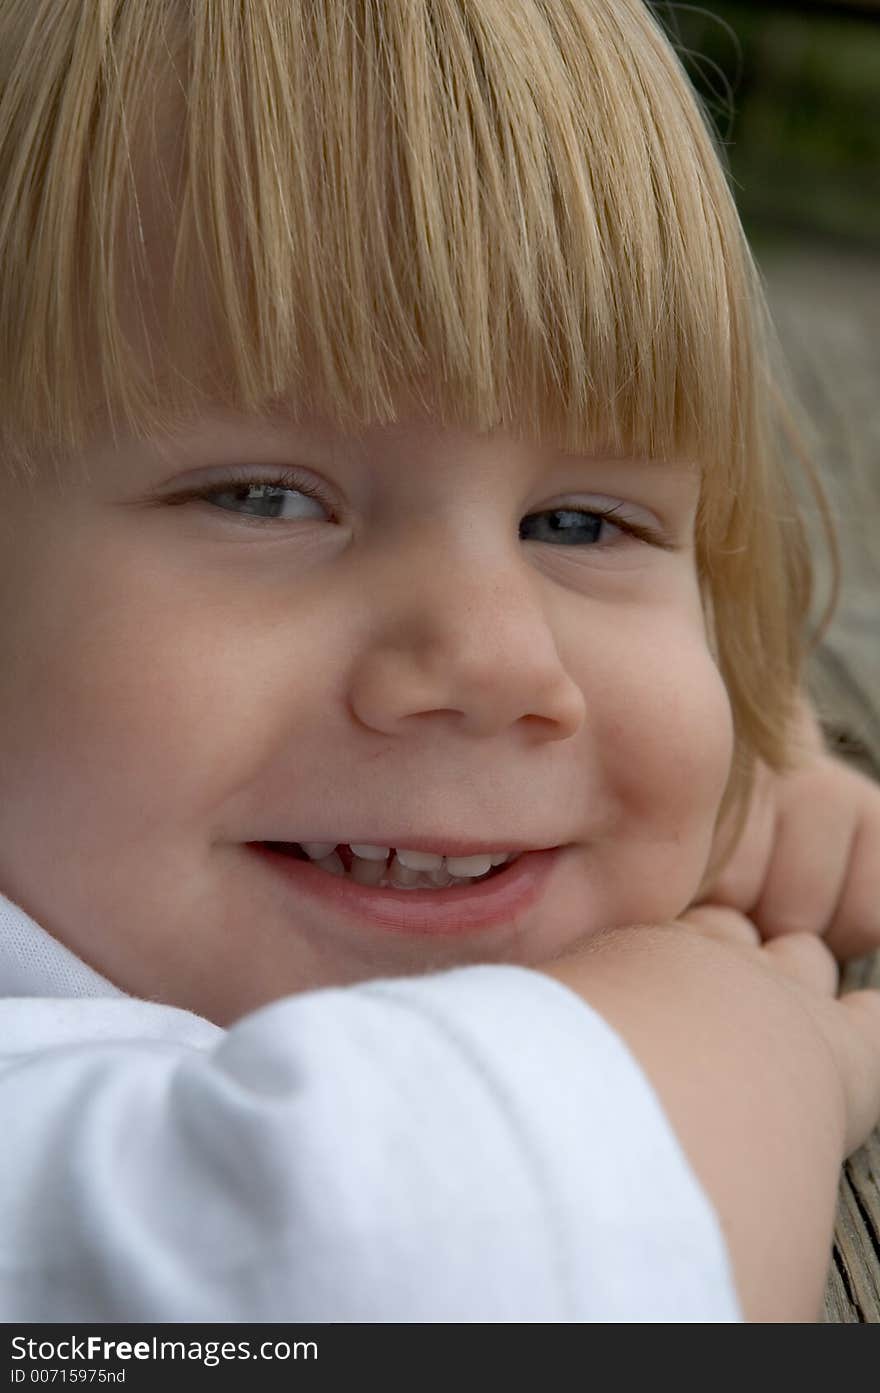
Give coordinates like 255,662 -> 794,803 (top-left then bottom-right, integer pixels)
166,468 -> 675,550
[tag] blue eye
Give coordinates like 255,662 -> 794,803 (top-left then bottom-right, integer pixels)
521,508 -> 620,546
203,481 -> 326,521
520,506 -> 663,548
168,471 -> 332,522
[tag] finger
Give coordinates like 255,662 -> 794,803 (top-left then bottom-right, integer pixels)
751,769 -> 858,940
822,796 -> 880,961
761,932 -> 839,997
678,904 -> 762,948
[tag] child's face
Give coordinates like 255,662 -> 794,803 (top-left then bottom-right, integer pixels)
0,407 -> 732,1022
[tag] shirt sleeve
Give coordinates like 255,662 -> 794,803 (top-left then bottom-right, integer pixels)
0,965 -> 742,1322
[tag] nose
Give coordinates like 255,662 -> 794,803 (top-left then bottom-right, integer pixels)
346,545 -> 586,741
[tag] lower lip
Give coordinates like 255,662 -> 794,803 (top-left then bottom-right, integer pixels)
249,844 -> 563,935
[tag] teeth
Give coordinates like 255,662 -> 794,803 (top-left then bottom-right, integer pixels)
303,841 -> 516,867
388,855 -> 420,887
395,848 -> 444,871
445,854 -> 494,878
302,842 -> 338,860
348,844 -> 391,861
350,855 -> 386,886
314,850 -> 345,877
295,840 -> 519,888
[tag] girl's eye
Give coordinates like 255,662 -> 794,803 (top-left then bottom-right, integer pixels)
520,506 -> 668,549
170,472 -> 331,523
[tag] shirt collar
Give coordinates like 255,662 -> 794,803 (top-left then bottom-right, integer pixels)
0,889 -> 125,999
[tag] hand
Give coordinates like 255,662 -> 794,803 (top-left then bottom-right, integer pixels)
677,903 -> 880,1159
695,701 -> 880,961
542,902 -> 880,1318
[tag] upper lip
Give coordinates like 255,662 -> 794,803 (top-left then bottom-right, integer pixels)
261,838 -> 559,857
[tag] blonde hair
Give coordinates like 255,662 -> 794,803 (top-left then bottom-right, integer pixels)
0,0 -> 838,885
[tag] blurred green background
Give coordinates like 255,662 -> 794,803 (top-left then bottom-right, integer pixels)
652,0 -> 880,250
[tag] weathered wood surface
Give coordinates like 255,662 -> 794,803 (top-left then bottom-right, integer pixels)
759,244 -> 880,1322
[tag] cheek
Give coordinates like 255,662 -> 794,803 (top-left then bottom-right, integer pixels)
591,619 -> 734,828
2,558 -> 346,844
0,562 -> 245,834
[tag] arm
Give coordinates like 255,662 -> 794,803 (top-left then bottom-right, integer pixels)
541,906 -> 880,1322
1,971 -> 739,1322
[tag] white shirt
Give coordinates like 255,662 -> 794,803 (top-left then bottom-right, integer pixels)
0,889 -> 742,1321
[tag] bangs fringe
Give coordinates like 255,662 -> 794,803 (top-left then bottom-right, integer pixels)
1,0 -> 761,488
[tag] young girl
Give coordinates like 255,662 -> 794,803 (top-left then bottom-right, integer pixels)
0,0 -> 878,1323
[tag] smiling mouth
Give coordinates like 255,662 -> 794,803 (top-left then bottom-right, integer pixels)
251,839 -> 565,936
260,841 -> 521,890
